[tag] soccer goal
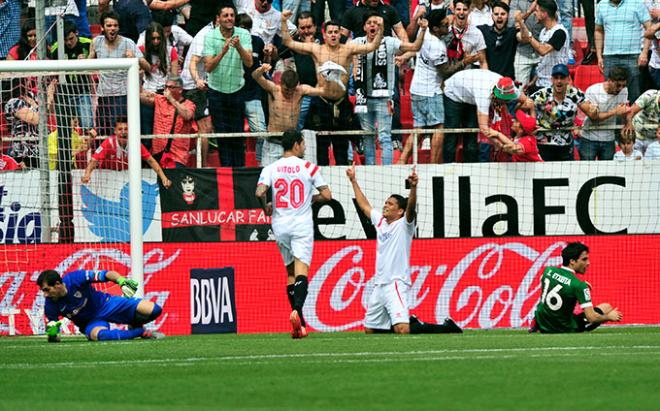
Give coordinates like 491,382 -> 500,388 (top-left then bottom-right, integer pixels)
0,58 -> 146,335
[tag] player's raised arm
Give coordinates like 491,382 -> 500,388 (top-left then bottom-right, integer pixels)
406,166 -> 417,223
346,164 -> 372,218
281,10 -> 318,55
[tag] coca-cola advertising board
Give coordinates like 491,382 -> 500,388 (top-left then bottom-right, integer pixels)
2,235 -> 658,336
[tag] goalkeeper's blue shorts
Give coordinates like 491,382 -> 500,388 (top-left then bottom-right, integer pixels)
83,296 -> 141,338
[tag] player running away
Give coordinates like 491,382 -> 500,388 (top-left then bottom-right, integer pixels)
256,129 -> 332,338
37,269 -> 164,342
346,165 -> 462,334
530,242 -> 623,333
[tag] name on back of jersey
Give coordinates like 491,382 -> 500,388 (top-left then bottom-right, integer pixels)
277,165 -> 301,174
551,272 -> 571,286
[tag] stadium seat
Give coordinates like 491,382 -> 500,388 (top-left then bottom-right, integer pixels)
417,149 -> 430,164
90,24 -> 102,37
572,18 -> 587,44
571,44 -> 584,67
353,149 -> 363,165
400,94 -> 413,129
245,136 -> 256,152
573,65 -> 604,92
392,149 -> 401,163
245,150 -> 258,167
206,151 -> 220,168
402,69 -> 413,95
455,138 -> 464,163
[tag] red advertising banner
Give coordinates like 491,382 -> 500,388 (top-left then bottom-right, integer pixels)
0,245 -> 191,337
2,235 -> 659,336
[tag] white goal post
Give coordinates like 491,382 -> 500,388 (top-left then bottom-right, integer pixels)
0,58 -> 145,296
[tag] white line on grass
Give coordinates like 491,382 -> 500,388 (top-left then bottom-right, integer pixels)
3,345 -> 660,370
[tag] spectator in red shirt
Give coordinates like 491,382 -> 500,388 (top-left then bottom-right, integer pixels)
140,75 -> 196,168
485,109 -> 543,162
0,153 -> 22,171
6,19 -> 37,61
81,118 -> 172,187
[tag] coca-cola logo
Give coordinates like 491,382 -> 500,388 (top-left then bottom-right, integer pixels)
0,247 -> 182,335
304,242 -> 565,331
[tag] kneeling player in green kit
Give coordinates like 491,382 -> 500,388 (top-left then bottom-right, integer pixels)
530,242 -> 622,333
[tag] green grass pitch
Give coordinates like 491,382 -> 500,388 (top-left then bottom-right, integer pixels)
2,327 -> 660,411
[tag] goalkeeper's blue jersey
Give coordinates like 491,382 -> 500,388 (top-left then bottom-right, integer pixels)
44,270 -> 111,327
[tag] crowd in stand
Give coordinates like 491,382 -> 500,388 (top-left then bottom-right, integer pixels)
1,0 -> 659,172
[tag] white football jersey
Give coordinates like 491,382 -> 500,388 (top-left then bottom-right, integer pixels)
257,156 -> 326,227
370,209 -> 415,285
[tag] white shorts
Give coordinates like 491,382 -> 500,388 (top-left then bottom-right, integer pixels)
364,281 -> 410,330
272,223 -> 314,267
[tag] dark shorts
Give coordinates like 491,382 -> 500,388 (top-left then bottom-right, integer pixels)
80,296 -> 141,338
575,306 -> 604,333
538,142 -> 575,161
305,96 -> 354,131
183,88 -> 209,121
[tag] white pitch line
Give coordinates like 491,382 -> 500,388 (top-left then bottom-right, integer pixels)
115,351 -> 660,368
2,327 -> 658,349
2,345 -> 660,370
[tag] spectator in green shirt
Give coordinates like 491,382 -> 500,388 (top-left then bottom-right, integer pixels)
203,4 -> 253,167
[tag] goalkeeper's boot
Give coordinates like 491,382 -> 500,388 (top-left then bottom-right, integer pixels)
141,330 -> 166,339
290,310 -> 305,339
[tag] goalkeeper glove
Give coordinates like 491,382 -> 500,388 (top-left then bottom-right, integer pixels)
46,321 -> 61,343
117,276 -> 139,298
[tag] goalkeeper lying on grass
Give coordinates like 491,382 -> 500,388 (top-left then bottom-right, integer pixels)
37,269 -> 164,342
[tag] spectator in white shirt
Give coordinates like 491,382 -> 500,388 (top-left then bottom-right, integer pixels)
613,134 -> 643,160
643,125 -> 660,159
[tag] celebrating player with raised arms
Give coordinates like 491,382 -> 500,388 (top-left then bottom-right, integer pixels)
37,269 -> 164,342
256,129 -> 332,338
346,165 -> 462,334
530,242 -> 623,333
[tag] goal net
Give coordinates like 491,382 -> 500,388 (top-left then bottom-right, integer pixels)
0,58 -> 147,336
